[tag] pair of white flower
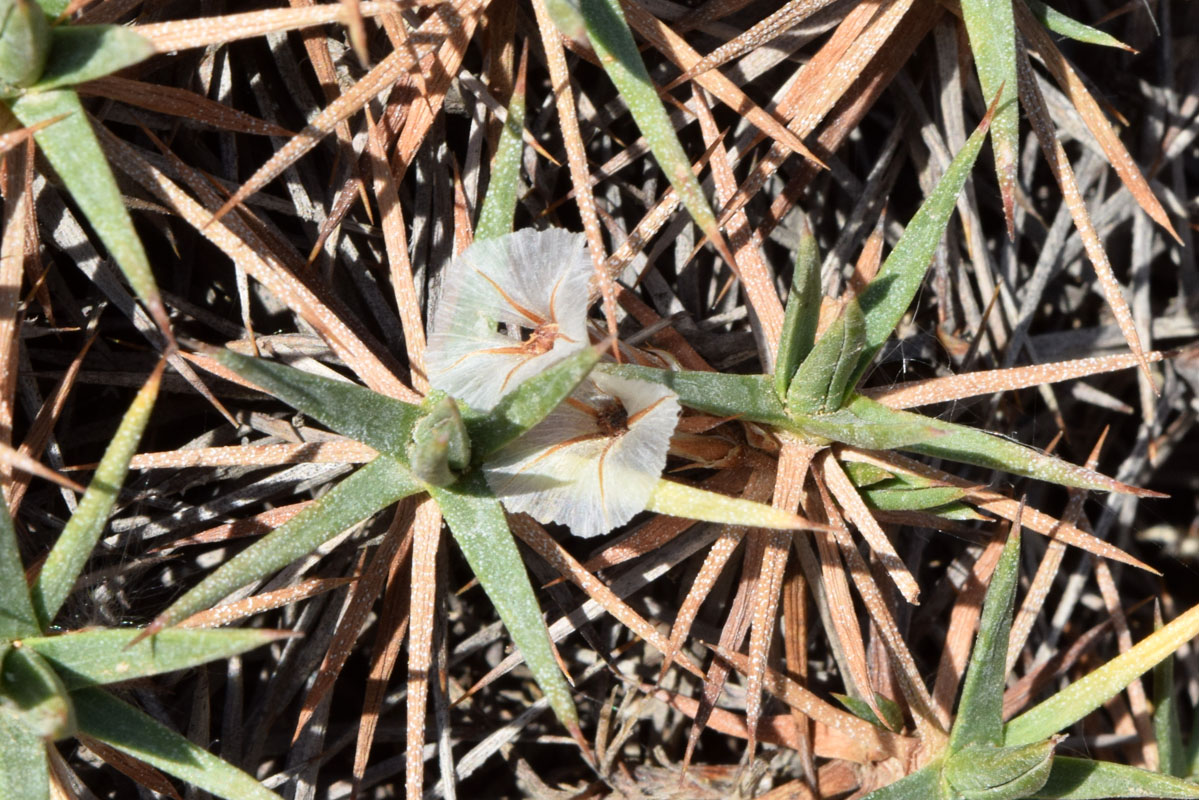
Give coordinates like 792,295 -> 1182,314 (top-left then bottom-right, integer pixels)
427,228 -> 679,537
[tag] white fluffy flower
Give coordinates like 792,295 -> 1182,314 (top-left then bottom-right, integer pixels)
483,372 -> 680,537
426,228 -> 593,410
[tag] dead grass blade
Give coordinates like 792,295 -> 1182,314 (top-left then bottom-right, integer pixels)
148,503 -> 313,553
705,649 -> 915,762
178,577 -> 354,629
744,440 -> 814,756
620,1 -> 822,166
101,131 -> 418,401
1015,0 -> 1180,243
294,509 -> 411,742
814,468 -> 943,742
133,2 -> 426,53
811,487 -> 879,724
531,0 -> 617,346
867,350 -> 1171,409
692,87 -> 785,360
508,514 -> 706,678
210,0 -> 486,227
80,77 -> 292,136
354,508 -> 416,795
821,452 -> 920,604
8,325 -> 97,513
124,442 -> 377,470
782,552 -> 817,783
1006,429 -> 1108,672
406,498 -> 444,800
1017,42 -> 1154,391
930,527 -> 1008,726
682,535 -> 759,771
365,109 -> 428,391
719,0 -> 920,230
665,0 -> 839,89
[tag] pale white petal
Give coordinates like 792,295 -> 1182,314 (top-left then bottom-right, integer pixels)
426,228 -> 593,409
483,374 -> 680,537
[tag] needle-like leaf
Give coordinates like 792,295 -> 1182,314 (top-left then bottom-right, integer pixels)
430,472 -> 580,733
213,350 -> 420,460
1006,601 -> 1199,747
30,25 -> 153,91
949,527 -> 1021,752
959,0 -> 1018,236
474,45 -> 527,241
0,495 -> 36,640
32,360 -> 163,629
854,93 -> 997,380
0,647 -> 74,740
148,455 -> 422,633
23,629 -> 289,689
0,712 -> 48,800
774,223 -> 821,399
1031,757 -> 1199,799
74,688 -> 281,800
9,89 -> 169,333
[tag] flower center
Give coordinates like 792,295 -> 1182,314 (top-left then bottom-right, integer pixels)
594,399 -> 629,437
520,322 -> 559,355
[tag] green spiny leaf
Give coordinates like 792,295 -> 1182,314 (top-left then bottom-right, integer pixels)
959,0 -> 1018,234
8,88 -> 165,328
842,461 -> 895,487
74,688 -> 281,800
31,25 -> 153,91
32,361 -> 162,629
860,765 -> 948,800
0,0 -> 49,94
1153,616 -> 1186,777
944,740 -> 1055,800
1024,0 -> 1131,50
788,298 -> 866,416
855,99 -> 995,381
774,225 -> 821,399
833,395 -> 1146,495
1030,756 -> 1199,798
0,646 -> 74,740
595,364 -> 789,427
950,529 -> 1021,752
832,692 -> 904,732
214,349 -> 421,460
645,478 -> 814,531
0,711 -> 48,800
468,344 -> 601,458
925,501 -> 988,521
792,400 -> 940,451
24,628 -> 285,689
475,55 -> 526,241
0,495 -> 37,640
577,0 -> 721,239
858,483 -> 967,512
431,471 -> 579,730
1006,601 -> 1199,746
151,455 -> 422,632
31,0 -> 65,16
